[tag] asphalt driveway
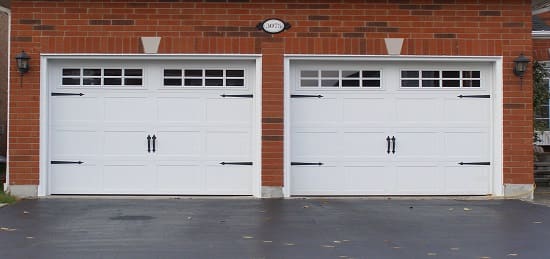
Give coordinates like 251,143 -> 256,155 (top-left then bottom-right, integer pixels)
1,198 -> 549,259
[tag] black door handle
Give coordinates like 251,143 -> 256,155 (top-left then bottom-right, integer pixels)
147,135 -> 151,153
391,136 -> 396,154
152,135 -> 157,153
386,136 -> 391,154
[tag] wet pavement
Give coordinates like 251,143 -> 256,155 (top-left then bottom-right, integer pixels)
1,197 -> 549,259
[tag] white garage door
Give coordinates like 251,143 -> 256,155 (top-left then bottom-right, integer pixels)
290,61 -> 493,195
48,59 -> 256,195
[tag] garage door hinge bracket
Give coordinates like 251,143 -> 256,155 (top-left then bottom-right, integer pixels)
291,162 -> 324,166
290,94 -> 323,98
51,92 -> 85,96
51,160 -> 84,164
220,161 -> 253,165
457,95 -> 490,98
458,162 -> 490,166
220,94 -> 253,98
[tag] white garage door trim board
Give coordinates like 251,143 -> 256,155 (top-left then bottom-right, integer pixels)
38,54 -> 262,197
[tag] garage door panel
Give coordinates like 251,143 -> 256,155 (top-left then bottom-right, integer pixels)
50,165 -> 100,194
52,130 -> 100,156
51,97 -> 100,123
396,98 -> 442,122
393,132 -> 439,159
155,130 -> 201,156
345,166 -> 394,194
292,131 -> 339,157
342,98 -> 392,122
444,131 -> 490,158
205,165 -> 252,194
102,164 -> 151,193
156,164 -> 204,193
290,165 -> 343,194
444,99 -> 490,123
291,98 -> 339,124
104,130 -> 149,155
157,97 -> 204,122
342,131 -> 388,158
206,131 -> 252,158
395,165 -> 443,194
104,97 -> 152,122
444,166 -> 490,194
207,98 -> 252,123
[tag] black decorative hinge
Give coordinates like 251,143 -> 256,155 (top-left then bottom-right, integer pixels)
291,162 -> 324,166
290,94 -> 323,98
51,92 -> 85,96
220,94 -> 253,98
457,95 -> 490,98
458,162 -> 490,166
220,162 -> 253,165
51,160 -> 84,164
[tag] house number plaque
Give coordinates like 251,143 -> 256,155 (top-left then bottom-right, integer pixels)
257,18 -> 291,34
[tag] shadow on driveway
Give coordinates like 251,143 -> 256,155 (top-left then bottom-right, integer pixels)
1,198 -> 549,258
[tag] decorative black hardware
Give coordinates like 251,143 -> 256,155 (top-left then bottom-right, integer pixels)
386,136 -> 391,154
391,136 -> 396,154
51,160 -> 84,164
291,162 -> 324,166
220,94 -> 253,98
220,162 -> 253,165
457,95 -> 490,98
152,135 -> 157,153
147,135 -> 151,153
290,94 -> 323,98
458,162 -> 491,166
51,92 -> 84,96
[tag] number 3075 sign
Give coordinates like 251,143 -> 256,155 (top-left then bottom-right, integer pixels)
257,18 -> 291,34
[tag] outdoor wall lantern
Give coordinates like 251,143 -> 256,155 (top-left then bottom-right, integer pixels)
513,53 -> 530,88
15,50 -> 30,74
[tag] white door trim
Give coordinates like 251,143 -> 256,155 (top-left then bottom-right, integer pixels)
39,54 -> 262,197
283,55 -> 504,197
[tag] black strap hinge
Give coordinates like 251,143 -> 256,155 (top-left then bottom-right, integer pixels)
220,94 -> 253,98
291,94 -> 323,98
458,162 -> 490,166
51,92 -> 85,96
457,95 -> 490,98
220,161 -> 253,165
51,160 -> 84,164
291,162 -> 323,166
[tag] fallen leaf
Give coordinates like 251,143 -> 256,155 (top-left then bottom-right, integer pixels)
342,240 -> 350,242
303,205 -> 310,208
479,257 -> 491,259
283,242 -> 295,246
533,221 -> 543,224
26,236 -> 34,239
23,211 -> 29,214
263,240 -> 272,243
450,247 -> 460,251
427,252 -> 437,256
187,217 -> 192,220
448,208 -> 454,211
338,256 -> 348,258
0,227 -> 16,232
242,236 -> 254,239
333,240 -> 342,243
393,246 -> 401,249
507,254 -> 519,256
463,208 -> 472,211
322,245 -> 335,248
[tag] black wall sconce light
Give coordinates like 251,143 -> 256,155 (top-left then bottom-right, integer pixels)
513,53 -> 530,88
15,50 -> 30,86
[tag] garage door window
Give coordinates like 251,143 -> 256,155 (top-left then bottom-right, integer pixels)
401,70 -> 480,88
163,69 -> 245,88
62,68 -> 143,87
300,70 -> 381,88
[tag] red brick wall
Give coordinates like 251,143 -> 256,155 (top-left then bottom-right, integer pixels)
9,0 -> 533,188
534,38 -> 550,61
0,10 -> 8,159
